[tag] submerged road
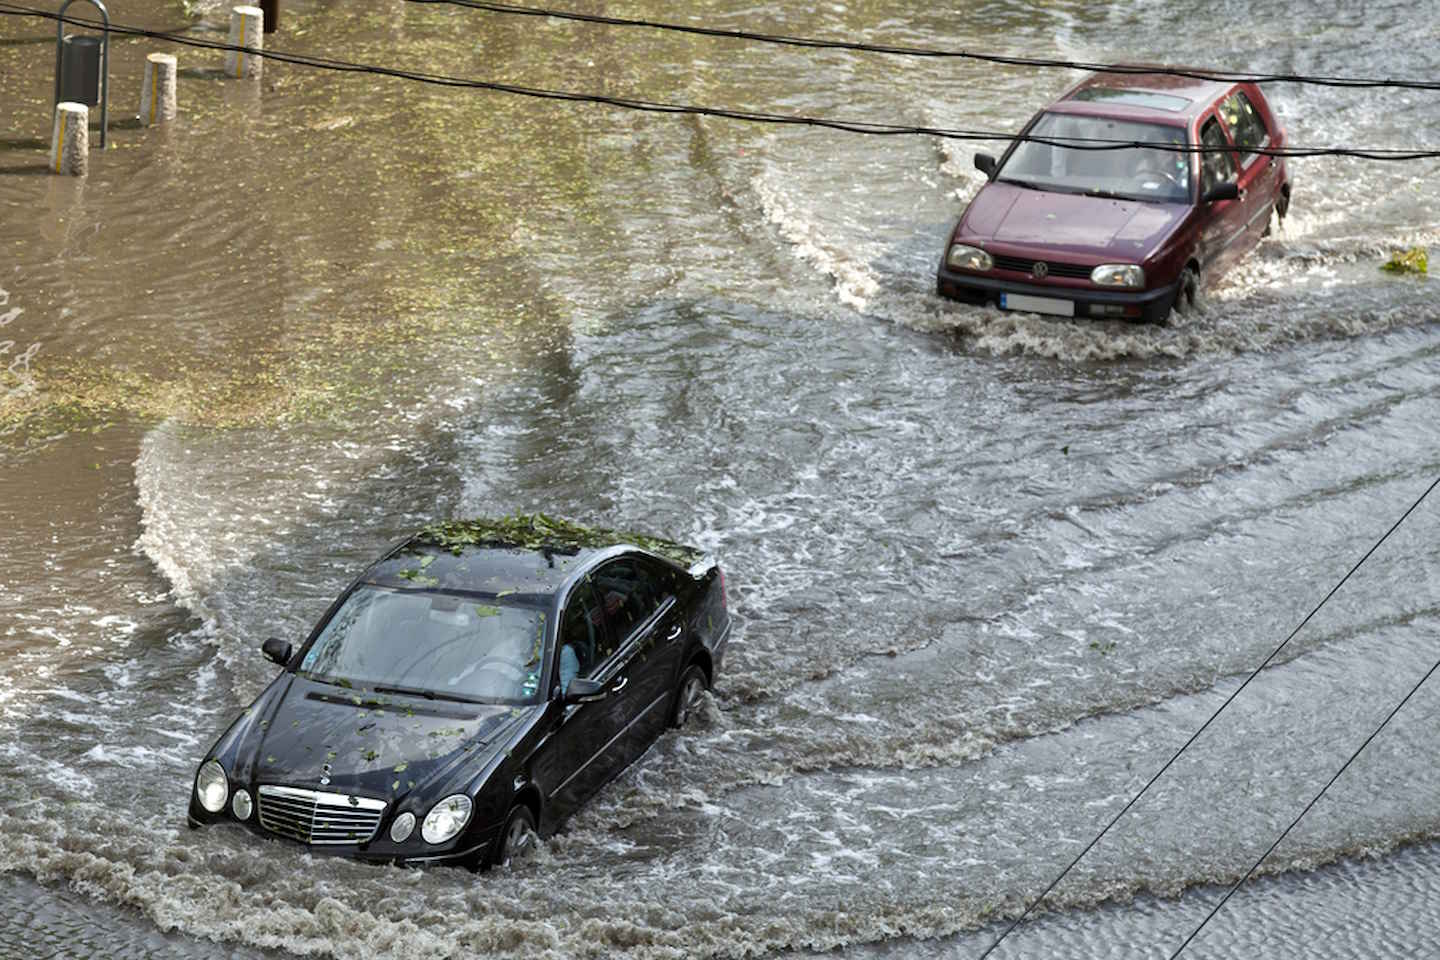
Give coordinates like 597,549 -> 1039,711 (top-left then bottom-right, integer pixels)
1,0 -> 1438,956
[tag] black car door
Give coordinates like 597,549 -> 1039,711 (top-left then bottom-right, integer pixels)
532,579 -> 626,818
589,556 -> 685,767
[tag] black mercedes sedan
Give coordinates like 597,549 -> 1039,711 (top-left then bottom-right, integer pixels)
188,515 -> 730,869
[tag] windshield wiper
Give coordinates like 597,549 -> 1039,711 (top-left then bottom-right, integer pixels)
996,176 -> 1043,191
371,683 -> 490,706
1080,188 -> 1136,201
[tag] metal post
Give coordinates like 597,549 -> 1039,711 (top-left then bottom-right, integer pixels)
52,0 -> 109,149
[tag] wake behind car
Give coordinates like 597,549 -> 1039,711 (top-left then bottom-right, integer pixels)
937,68 -> 1291,322
188,515 -> 730,868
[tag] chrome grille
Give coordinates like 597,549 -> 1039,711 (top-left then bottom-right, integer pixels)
991,254 -> 1093,280
257,785 -> 386,846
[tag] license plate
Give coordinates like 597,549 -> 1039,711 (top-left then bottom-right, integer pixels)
999,292 -> 1075,317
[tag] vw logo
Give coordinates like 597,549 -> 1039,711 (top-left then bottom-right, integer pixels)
1031,261 -> 1049,279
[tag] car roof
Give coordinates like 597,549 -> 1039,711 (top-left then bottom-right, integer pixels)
1048,67 -> 1240,124
358,515 -> 704,599
363,541 -> 610,598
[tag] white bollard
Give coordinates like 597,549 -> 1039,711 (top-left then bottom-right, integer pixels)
49,102 -> 89,176
225,6 -> 264,80
140,53 -> 178,125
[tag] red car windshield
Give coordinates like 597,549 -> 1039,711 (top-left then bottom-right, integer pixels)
997,112 -> 1191,204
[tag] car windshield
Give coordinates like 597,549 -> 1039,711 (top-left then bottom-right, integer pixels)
297,586 -> 548,703
997,112 -> 1191,203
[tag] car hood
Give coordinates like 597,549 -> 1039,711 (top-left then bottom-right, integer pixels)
244,676 -> 530,801
959,183 -> 1186,259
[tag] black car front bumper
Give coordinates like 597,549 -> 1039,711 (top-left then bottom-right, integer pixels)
937,267 -> 1181,324
187,803 -> 501,868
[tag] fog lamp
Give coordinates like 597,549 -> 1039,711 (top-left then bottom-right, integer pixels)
390,811 -> 416,843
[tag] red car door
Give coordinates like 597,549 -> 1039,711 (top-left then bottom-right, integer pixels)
1194,113 -> 1250,277
1218,88 -> 1282,244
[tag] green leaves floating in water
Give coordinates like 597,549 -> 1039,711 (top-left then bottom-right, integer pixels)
1381,247 -> 1428,275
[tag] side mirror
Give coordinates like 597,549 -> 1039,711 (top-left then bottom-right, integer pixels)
261,637 -> 292,666
563,677 -> 607,705
974,153 -> 998,178
1201,181 -> 1240,203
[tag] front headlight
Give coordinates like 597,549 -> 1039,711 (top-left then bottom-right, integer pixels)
231,788 -> 253,821
1090,264 -> 1145,288
946,243 -> 993,272
421,795 -> 472,845
390,811 -> 416,843
195,760 -> 229,814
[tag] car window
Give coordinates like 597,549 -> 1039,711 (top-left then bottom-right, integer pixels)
591,558 -> 668,647
1218,90 -> 1269,165
1199,117 -> 1237,196
998,112 -> 1190,203
299,586 -> 547,703
558,581 -> 608,686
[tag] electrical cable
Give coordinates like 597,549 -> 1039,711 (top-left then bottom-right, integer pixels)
976,473 -> 1440,959
405,0 -> 1440,92
6,3 -> 1440,161
1167,650 -> 1440,958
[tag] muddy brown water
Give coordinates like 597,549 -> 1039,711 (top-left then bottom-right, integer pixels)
2,0 -> 1439,957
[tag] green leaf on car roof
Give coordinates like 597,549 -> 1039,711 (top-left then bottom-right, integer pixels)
408,513 -> 705,567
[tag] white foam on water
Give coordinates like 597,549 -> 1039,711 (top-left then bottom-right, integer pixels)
752,170 -> 881,311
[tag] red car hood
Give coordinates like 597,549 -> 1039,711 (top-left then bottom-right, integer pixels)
959,183 -> 1187,261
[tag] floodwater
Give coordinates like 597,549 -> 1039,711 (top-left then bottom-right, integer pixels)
2,0 -> 1439,957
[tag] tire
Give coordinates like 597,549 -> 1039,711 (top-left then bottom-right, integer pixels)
1172,265 -> 1200,319
491,803 -> 537,869
671,664 -> 708,729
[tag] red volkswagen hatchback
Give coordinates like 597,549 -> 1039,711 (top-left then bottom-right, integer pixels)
937,69 -> 1290,322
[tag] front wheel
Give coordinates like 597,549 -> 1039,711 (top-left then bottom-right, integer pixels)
671,664 -> 708,728
490,804 -> 537,869
1171,265 -> 1200,319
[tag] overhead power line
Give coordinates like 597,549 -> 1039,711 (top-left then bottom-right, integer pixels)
977,474 -> 1440,959
1169,650 -> 1440,958
5,4 -> 1439,161
406,0 -> 1440,92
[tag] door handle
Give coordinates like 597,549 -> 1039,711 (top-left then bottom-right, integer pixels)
666,625 -> 682,641
610,675 -> 629,695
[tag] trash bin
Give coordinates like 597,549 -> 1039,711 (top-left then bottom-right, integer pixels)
59,34 -> 102,107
